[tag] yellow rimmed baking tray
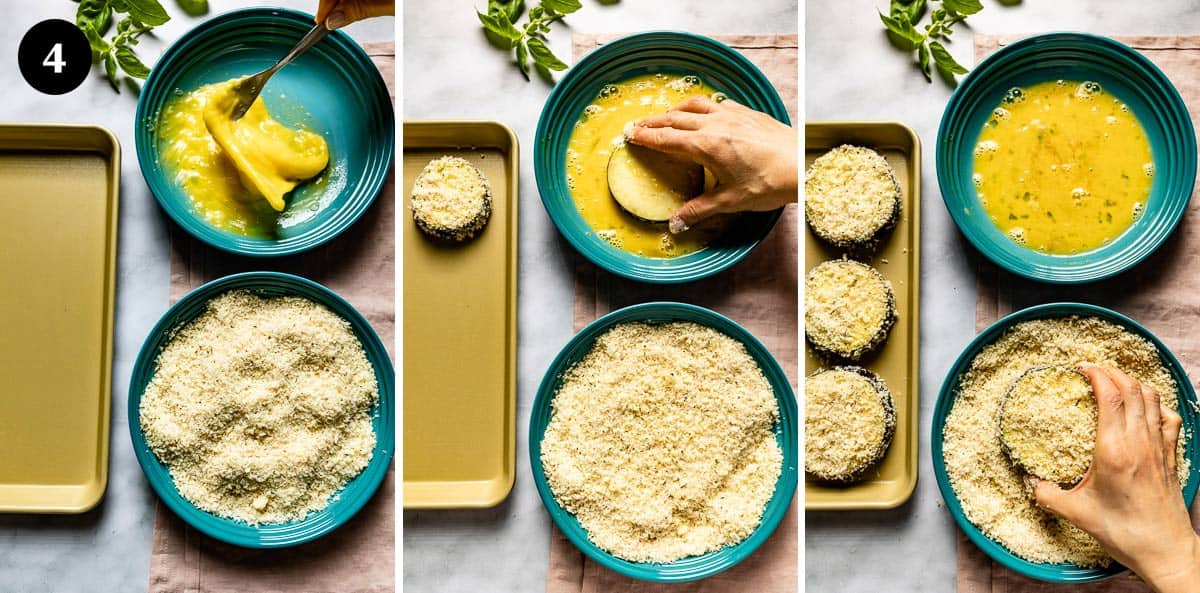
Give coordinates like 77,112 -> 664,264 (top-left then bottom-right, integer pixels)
804,121 -> 921,510
0,124 -> 119,513
402,121 -> 518,509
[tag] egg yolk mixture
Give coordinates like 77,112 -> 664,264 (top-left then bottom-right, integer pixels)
565,73 -> 733,258
158,79 -> 330,238
973,80 -> 1153,255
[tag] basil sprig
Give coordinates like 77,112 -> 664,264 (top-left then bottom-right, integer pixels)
74,0 -> 200,92
477,0 -> 582,81
879,0 -> 979,85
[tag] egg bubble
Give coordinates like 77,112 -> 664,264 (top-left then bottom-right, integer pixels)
1002,87 -> 1025,104
599,84 -> 620,99
1143,163 -> 1155,177
992,107 -> 1010,121
974,140 -> 999,157
1133,201 -> 1145,219
1074,81 -> 1101,99
711,92 -> 728,103
972,172 -> 983,187
598,229 -> 622,248
1008,227 -> 1027,246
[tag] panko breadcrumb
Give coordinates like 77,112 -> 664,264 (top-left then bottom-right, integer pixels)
805,145 -> 901,249
139,290 -> 378,525
944,316 -> 1189,567
540,322 -> 782,563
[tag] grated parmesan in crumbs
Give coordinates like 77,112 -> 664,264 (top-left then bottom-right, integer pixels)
540,322 -> 782,563
944,316 -> 1190,567
140,290 -> 378,525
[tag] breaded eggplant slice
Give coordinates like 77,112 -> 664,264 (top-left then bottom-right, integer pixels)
411,155 -> 493,242
999,365 -> 1098,486
805,145 -> 901,250
805,366 -> 896,484
607,143 -> 704,222
805,258 -> 896,361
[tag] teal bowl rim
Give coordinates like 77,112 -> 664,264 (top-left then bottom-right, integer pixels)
134,7 -> 395,258
534,31 -> 790,284
529,302 -> 798,582
936,32 -> 1197,284
128,271 -> 395,548
931,302 -> 1200,582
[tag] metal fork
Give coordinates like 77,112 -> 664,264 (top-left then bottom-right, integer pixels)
227,21 -> 332,120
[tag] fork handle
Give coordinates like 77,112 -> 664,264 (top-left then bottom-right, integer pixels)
264,21 -> 332,79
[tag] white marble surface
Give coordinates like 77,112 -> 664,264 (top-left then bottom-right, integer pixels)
0,2 -> 391,592
805,1 -> 1200,592
401,2 -> 797,592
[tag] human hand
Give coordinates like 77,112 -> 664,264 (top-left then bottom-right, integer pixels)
624,95 -> 797,234
316,0 -> 394,29
1034,365 -> 1200,593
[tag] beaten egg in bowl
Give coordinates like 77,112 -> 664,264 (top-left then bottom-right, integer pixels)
158,78 -> 330,238
565,73 -> 733,258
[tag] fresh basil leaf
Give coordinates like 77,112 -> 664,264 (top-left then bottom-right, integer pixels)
114,45 -> 150,78
175,0 -> 208,16
879,11 -> 924,47
906,0 -> 927,22
477,10 -> 522,42
104,52 -> 119,91
505,0 -> 525,21
515,40 -> 530,80
941,0 -> 982,16
122,0 -> 169,26
917,42 -> 931,81
541,0 -> 581,14
527,37 -> 567,71
77,0 -> 113,36
930,41 -> 968,77
80,22 -> 110,61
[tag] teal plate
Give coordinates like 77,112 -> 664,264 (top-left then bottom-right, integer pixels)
937,33 -> 1196,283
535,32 -> 790,284
135,8 -> 394,257
530,302 -> 798,582
932,302 -> 1200,582
129,272 -> 394,548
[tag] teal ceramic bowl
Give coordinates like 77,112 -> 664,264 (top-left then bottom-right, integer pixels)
128,272 -> 394,548
937,33 -> 1196,283
135,8 -> 394,257
932,302 -> 1200,582
535,32 -> 790,284
530,302 -> 798,582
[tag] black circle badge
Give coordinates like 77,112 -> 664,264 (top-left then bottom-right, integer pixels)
19,19 -> 92,95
